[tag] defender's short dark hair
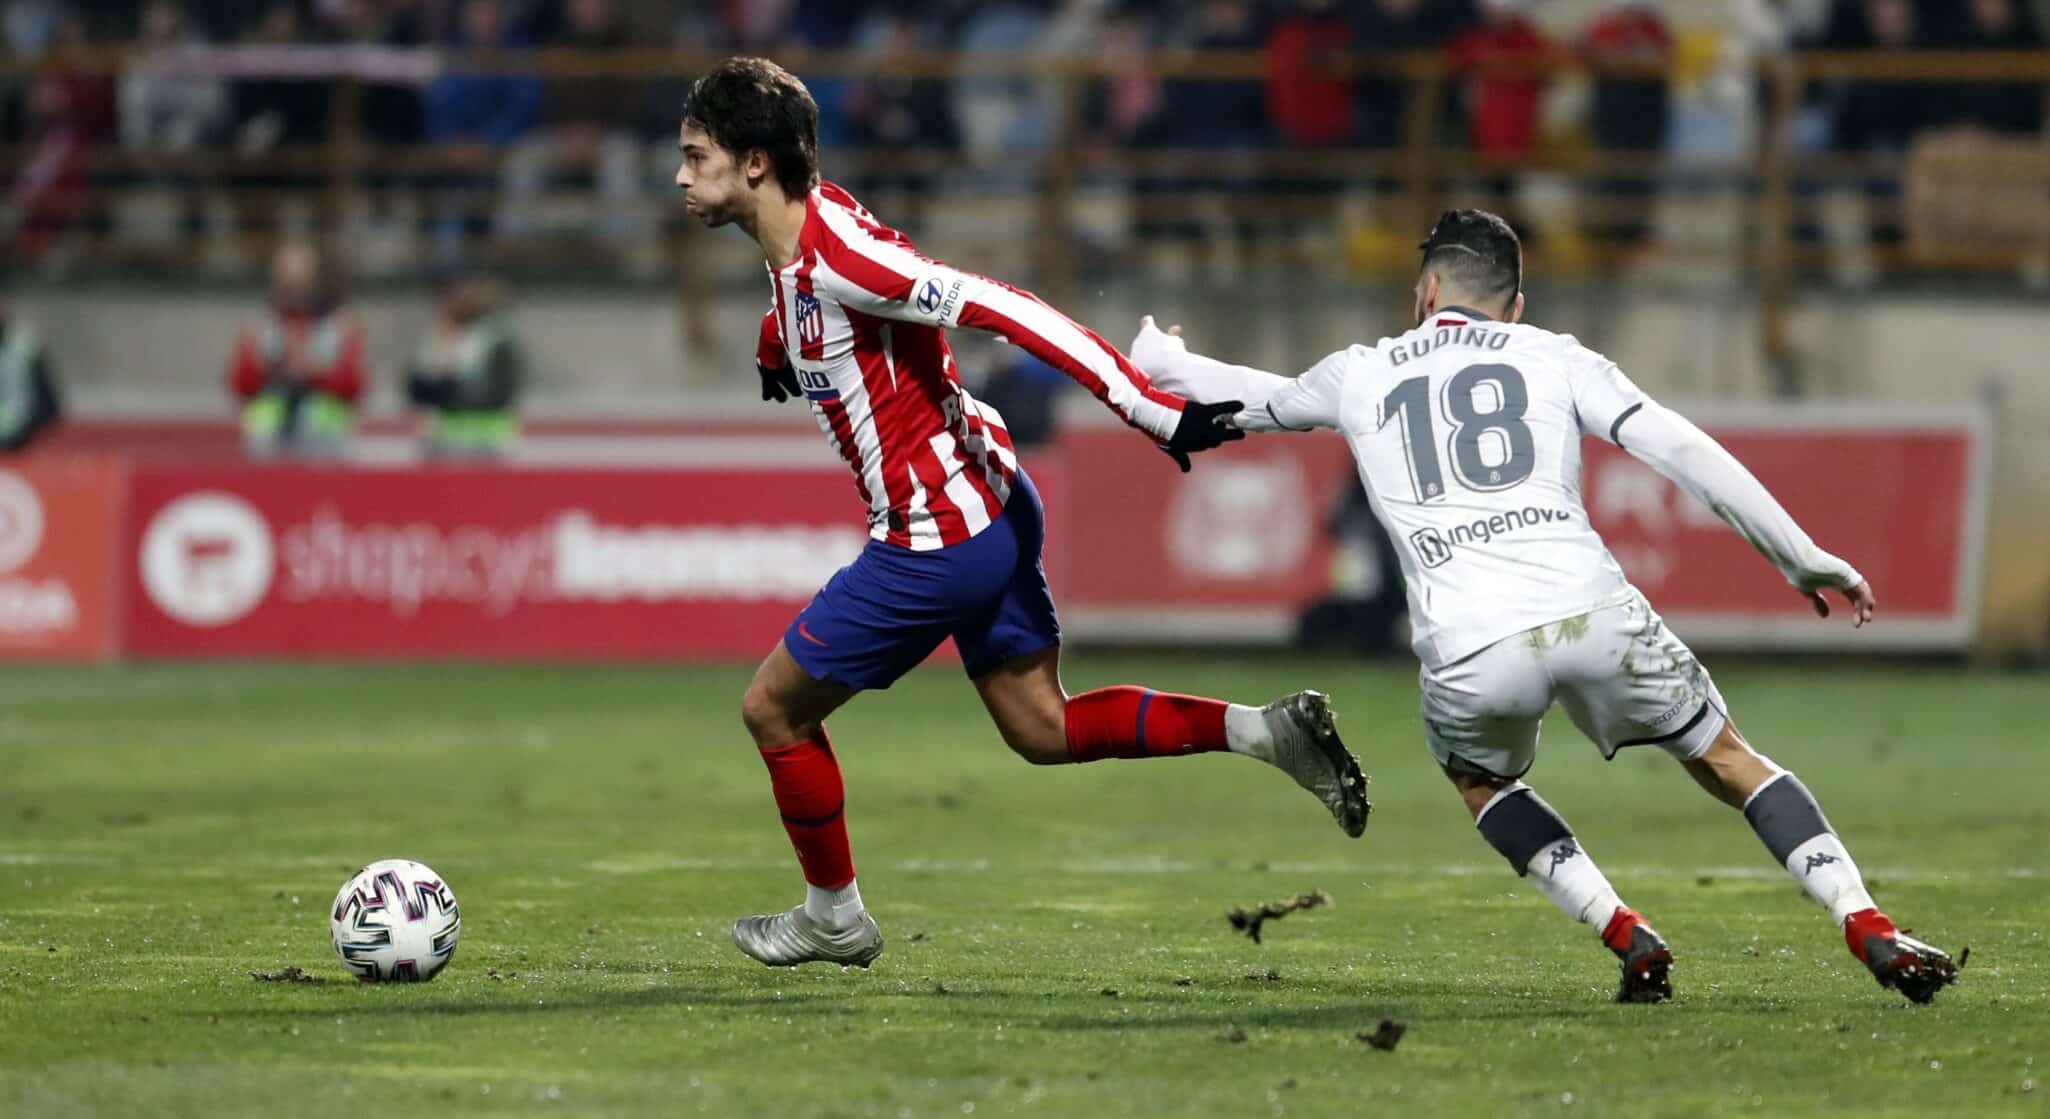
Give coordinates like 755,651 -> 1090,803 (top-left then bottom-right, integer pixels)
681,56 -> 820,200
1418,209 -> 1522,302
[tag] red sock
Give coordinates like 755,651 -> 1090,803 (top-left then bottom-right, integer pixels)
1843,907 -> 1896,962
1601,905 -> 1644,953
1064,686 -> 1230,762
758,729 -> 855,889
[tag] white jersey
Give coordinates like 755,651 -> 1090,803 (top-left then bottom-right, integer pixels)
1132,311 -> 1863,669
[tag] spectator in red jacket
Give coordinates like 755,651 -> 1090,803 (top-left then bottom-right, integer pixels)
8,15 -> 115,265
1266,0 -> 1355,147
1447,0 -> 1553,162
227,242 -> 365,458
1264,0 -> 1356,253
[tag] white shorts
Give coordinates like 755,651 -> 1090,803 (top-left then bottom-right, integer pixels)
1419,587 -> 1728,780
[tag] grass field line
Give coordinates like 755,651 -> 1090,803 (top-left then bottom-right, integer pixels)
582,855 -> 2045,883
9,849 -> 2038,884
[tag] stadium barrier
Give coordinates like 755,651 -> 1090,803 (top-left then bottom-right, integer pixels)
0,456 -> 124,661
1058,402 -> 1990,650
118,461 -> 936,660
0,401 -> 1989,662
1577,404 -> 1990,651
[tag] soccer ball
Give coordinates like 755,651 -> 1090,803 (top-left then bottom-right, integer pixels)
329,859 -> 462,983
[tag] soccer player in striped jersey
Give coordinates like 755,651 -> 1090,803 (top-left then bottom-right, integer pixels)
675,57 -> 1371,969
1132,209 -> 1959,1005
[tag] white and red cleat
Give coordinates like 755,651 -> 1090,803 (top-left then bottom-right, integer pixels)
1603,906 -> 1673,1004
1844,908 -> 1960,1005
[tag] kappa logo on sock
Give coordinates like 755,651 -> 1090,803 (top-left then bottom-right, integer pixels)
1550,841 -> 1580,870
1803,852 -> 1840,874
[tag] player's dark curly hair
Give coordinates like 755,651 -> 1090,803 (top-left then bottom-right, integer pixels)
681,56 -> 820,200
1418,209 -> 1522,303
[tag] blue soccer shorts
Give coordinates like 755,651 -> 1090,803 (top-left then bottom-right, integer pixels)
784,471 -> 1061,691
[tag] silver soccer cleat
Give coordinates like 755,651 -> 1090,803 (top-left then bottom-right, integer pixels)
1260,690 -> 1372,837
732,905 -> 885,968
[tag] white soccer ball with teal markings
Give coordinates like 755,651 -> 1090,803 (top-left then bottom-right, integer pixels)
329,859 -> 462,982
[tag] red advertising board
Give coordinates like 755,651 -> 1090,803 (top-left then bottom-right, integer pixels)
121,460 -> 1063,660
0,456 -> 123,662
123,464 -> 874,658
101,405 -> 1989,660
1055,404 -> 1989,650
1578,406 -> 1989,649
1056,429 -> 1356,641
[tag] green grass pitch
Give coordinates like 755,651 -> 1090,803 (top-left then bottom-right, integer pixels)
2,656 -> 2046,1117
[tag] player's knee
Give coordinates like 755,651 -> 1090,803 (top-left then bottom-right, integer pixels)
998,705 -> 1069,765
1693,721 -> 1781,805
1001,722 -> 1068,765
739,684 -> 794,746
1010,737 -> 1068,765
1444,765 -> 1517,819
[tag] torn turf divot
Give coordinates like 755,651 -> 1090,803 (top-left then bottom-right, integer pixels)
1227,890 -> 1332,944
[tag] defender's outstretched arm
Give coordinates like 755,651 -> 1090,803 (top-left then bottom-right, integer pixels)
1608,399 -> 1873,624
1131,317 -> 1291,409
1129,317 -> 1346,434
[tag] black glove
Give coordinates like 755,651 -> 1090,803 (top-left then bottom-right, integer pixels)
1159,398 -> 1245,473
758,359 -> 802,403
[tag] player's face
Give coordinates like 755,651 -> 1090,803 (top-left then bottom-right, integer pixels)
675,122 -> 747,228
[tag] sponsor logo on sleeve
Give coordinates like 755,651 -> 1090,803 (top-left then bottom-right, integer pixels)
908,269 -> 966,326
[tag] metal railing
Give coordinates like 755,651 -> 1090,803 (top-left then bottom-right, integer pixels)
5,45 -> 2048,390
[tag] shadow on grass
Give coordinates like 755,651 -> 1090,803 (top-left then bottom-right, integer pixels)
193,968 -> 1779,1031
1000,996 -> 1617,1033
193,981 -> 857,1020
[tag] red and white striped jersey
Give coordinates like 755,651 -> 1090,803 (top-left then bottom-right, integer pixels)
758,182 -> 1187,551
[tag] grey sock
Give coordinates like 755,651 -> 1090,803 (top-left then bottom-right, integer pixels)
1743,772 -> 1832,865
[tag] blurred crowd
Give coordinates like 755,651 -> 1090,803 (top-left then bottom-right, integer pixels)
1,0 -> 2046,272
223,240 -> 527,458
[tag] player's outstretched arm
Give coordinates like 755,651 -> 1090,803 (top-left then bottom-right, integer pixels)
1130,317 -> 1347,436
806,202 -> 1239,468
1130,316 -> 1292,408
1608,398 -> 1874,626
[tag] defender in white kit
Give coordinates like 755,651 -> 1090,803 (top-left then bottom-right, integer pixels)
1131,209 -> 1959,1005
